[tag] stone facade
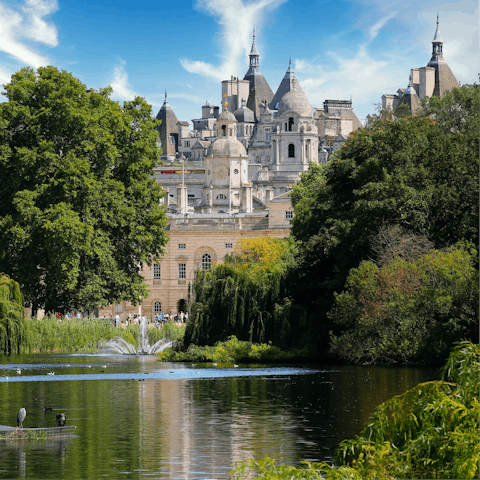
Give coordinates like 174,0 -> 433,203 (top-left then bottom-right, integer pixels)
100,30 -> 363,319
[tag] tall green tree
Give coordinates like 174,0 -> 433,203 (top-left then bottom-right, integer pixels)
0,67 -> 168,314
290,86 -> 479,346
184,237 -> 305,349
0,274 -> 27,354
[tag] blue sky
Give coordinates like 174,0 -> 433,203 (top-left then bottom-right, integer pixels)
0,0 -> 478,125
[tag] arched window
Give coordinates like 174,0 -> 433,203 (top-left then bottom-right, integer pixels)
288,143 -> 295,158
153,301 -> 162,313
202,253 -> 211,271
222,125 -> 226,136
288,117 -> 294,131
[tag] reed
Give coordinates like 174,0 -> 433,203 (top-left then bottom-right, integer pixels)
24,317 -> 137,353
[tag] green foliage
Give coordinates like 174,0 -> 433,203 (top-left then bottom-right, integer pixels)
0,274 -> 27,354
0,66 -> 168,314
290,86 -> 479,350
329,245 -> 478,364
230,342 -> 480,480
158,335 -> 307,363
184,237 -> 307,349
335,341 -> 480,479
230,457 -> 363,480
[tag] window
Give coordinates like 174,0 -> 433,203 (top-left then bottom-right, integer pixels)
153,264 -> 161,279
169,135 -> 176,145
178,244 -> 186,249
153,301 -> 162,313
178,263 -> 186,279
233,169 -> 239,174
288,117 -> 294,131
222,125 -> 226,136
288,144 -> 295,158
185,141 -> 190,148
225,243 -> 233,249
285,211 -> 294,219
201,253 -> 211,271
217,194 -> 226,200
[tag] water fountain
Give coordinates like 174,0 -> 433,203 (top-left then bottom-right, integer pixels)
101,317 -> 174,355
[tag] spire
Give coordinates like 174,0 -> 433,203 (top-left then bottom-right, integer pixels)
287,57 -> 292,72
428,13 -> 445,65
162,89 -> 171,108
432,12 -> 443,43
404,74 -> 416,95
243,28 -> 274,119
249,28 -> 259,66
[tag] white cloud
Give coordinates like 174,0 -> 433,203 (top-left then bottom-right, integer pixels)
181,0 -> 287,80
0,0 -> 58,68
110,61 -> 138,102
367,12 -> 397,43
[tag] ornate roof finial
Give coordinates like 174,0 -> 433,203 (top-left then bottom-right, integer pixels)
250,27 -> 259,57
432,12 -> 443,43
165,89 -> 167,100
223,93 -> 228,112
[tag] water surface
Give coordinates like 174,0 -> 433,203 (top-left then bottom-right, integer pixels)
0,354 -> 439,479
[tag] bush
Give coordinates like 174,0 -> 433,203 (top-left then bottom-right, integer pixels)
329,245 -> 478,364
157,335 -> 308,363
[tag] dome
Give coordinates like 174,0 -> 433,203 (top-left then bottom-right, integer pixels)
217,110 -> 237,122
277,89 -> 312,116
207,138 -> 247,157
233,105 -> 255,123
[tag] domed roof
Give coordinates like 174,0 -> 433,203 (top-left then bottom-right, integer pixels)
207,138 -> 247,158
217,110 -> 237,122
234,105 -> 255,123
277,89 -> 312,117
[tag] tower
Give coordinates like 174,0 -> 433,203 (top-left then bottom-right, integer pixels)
425,13 -> 459,97
243,30 -> 274,121
156,92 -> 179,160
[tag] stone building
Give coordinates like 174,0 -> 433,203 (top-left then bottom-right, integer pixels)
99,30 -> 363,318
381,14 -> 460,113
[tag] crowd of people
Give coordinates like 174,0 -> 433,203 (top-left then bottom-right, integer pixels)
54,311 -> 189,328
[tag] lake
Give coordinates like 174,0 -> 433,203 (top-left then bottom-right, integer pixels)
0,354 -> 439,479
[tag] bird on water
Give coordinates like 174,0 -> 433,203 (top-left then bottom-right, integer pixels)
56,413 -> 66,427
17,407 -> 26,428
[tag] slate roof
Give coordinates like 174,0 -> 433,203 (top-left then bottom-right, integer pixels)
399,83 -> 421,114
243,72 -> 274,122
269,60 -> 304,110
243,31 -> 274,121
430,62 -> 460,97
156,93 -> 179,156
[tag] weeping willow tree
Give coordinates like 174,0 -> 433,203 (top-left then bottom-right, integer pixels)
0,274 -> 27,354
184,237 -> 306,349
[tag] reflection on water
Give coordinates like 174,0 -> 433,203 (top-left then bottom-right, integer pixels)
0,354 -> 439,479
